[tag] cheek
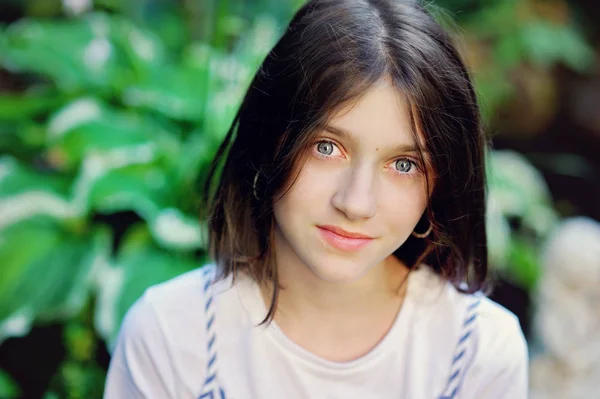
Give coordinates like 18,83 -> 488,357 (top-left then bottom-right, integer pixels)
380,180 -> 428,230
273,162 -> 334,223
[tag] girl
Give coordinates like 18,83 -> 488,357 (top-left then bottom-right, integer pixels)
104,0 -> 528,398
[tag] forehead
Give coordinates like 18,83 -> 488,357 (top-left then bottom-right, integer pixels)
326,80 -> 423,148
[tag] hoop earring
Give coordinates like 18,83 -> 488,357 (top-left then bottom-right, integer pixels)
411,220 -> 432,239
253,172 -> 260,200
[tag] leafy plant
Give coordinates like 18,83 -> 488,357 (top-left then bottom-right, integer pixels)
0,4 -> 285,397
0,0 -> 592,396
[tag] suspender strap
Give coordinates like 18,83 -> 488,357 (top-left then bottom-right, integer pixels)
439,295 -> 482,399
198,266 -> 227,399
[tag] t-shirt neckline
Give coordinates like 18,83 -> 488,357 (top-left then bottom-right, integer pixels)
234,266 -> 428,373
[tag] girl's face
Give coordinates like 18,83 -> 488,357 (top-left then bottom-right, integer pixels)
272,79 -> 430,284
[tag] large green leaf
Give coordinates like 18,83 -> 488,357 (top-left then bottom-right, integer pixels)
0,156 -> 76,229
0,155 -> 70,197
0,220 -> 112,342
0,137 -> 177,230
87,163 -> 168,219
1,14 -> 128,93
0,10 -> 181,98
121,63 -> 208,122
0,93 -> 67,122
88,168 -> 204,250
81,152 -> 204,251
106,14 -> 167,76
93,224 -> 202,350
46,98 -> 180,171
0,121 -> 48,158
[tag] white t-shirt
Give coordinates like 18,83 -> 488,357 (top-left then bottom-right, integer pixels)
104,264 -> 528,399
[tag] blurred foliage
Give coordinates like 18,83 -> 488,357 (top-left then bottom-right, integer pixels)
0,368 -> 20,398
0,0 -> 593,397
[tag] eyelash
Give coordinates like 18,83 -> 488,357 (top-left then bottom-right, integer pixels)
312,140 -> 422,177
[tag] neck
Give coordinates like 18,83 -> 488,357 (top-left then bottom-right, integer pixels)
259,241 -> 410,362
261,230 -> 409,339
274,255 -> 407,318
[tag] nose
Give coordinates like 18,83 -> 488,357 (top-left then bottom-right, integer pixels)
331,165 -> 377,221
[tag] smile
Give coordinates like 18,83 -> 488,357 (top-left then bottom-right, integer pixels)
317,225 -> 375,251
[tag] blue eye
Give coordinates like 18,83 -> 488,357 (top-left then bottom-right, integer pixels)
395,158 -> 414,173
316,141 -> 335,155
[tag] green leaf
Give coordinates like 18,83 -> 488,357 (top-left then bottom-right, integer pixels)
506,238 -> 541,290
0,369 -> 20,399
108,16 -> 167,74
87,163 -> 168,219
0,156 -> 76,229
493,31 -> 524,69
169,130 -> 215,209
1,14 -> 128,93
46,98 -> 180,170
150,208 -> 205,251
462,0 -> 520,37
0,220 -> 112,342
0,93 -> 67,122
83,156 -> 205,251
89,167 -> 204,250
46,359 -> 107,399
521,21 -> 594,72
0,122 -> 48,157
94,224 -> 201,350
122,63 -> 208,122
0,155 -> 70,197
487,150 -> 556,225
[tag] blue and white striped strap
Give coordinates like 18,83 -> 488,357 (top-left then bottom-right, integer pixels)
198,265 -> 227,399
438,295 -> 482,399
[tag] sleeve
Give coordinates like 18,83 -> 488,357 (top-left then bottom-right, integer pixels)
103,294 -> 178,399
460,301 -> 529,399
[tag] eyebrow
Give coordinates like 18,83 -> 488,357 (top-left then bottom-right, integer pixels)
323,124 -> 420,154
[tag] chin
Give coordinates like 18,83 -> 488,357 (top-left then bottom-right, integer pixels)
306,256 -> 373,284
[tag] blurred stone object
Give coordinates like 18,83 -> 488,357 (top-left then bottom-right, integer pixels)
530,216 -> 600,398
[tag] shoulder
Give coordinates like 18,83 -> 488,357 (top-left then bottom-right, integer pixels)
432,270 -> 528,371
453,290 -> 529,397
411,265 -> 527,356
409,266 -> 528,396
475,296 -> 528,366
142,264 -> 217,313
104,265 -> 220,398
115,263 -> 217,340
121,264 -> 229,350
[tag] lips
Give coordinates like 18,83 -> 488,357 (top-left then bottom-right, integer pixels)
317,225 -> 374,251
318,225 -> 374,239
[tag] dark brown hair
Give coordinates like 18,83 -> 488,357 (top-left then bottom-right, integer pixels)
202,0 -> 489,323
